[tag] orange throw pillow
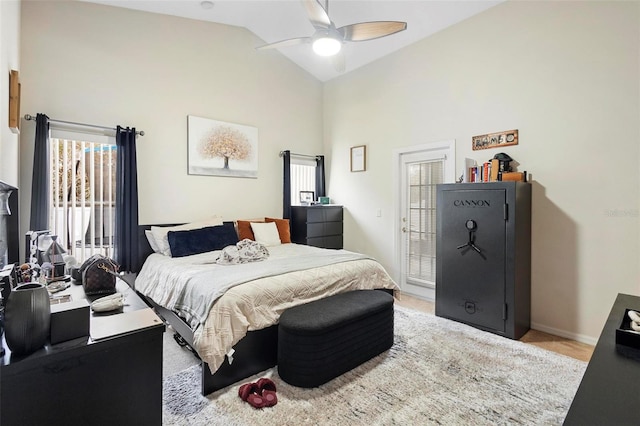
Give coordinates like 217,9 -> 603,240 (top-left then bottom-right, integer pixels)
236,220 -> 256,241
266,218 -> 291,243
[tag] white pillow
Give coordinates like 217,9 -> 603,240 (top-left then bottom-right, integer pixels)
145,230 -> 161,253
151,216 -> 224,256
250,222 -> 281,246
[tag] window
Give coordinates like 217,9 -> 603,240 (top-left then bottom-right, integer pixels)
290,157 -> 316,205
48,130 -> 116,263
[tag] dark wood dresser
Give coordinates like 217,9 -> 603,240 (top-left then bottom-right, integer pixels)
564,293 -> 640,425
1,280 -> 165,426
290,205 -> 343,249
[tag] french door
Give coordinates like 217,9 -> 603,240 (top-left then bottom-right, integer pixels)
394,141 -> 455,300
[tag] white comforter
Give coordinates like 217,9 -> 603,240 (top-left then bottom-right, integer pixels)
135,243 -> 399,371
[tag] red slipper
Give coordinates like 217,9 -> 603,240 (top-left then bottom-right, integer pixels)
246,392 -> 268,409
238,382 -> 259,401
255,378 -> 278,407
239,382 -> 269,409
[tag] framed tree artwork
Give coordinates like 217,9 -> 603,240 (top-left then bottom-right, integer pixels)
187,115 -> 259,178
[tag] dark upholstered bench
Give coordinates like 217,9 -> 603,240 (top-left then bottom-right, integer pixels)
277,290 -> 394,388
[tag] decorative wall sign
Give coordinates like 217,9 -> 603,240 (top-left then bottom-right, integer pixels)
472,129 -> 518,151
350,145 -> 366,172
188,115 -> 258,178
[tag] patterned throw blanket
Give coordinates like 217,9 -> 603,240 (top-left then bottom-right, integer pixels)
216,239 -> 269,265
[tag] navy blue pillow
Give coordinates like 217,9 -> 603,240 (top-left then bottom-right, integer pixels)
167,222 -> 238,257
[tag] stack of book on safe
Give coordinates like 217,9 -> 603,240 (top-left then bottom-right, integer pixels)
466,157 -> 527,183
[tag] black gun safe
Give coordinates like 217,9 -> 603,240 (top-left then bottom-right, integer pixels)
435,182 -> 531,339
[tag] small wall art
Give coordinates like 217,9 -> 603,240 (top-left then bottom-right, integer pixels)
188,115 -> 258,178
350,145 -> 366,172
472,129 -> 518,151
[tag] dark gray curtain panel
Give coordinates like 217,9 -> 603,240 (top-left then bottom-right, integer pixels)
29,113 -> 50,231
315,155 -> 326,199
282,150 -> 291,219
114,126 -> 138,272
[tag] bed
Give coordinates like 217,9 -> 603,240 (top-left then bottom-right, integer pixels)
132,221 -> 399,395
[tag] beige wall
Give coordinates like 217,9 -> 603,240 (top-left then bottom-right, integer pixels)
19,0 -> 323,234
17,0 -> 640,343
0,0 -> 20,186
324,0 -> 640,344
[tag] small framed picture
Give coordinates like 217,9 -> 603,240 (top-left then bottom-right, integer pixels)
300,191 -> 315,205
350,145 -> 366,172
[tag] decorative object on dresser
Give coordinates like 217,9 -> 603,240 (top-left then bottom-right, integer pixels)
290,205 -> 343,249
3,282 -> 50,355
50,296 -> 89,344
299,190 -> 315,205
187,115 -> 258,178
79,254 -> 119,295
435,181 -> 531,339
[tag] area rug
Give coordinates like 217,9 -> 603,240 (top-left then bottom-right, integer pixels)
163,306 -> 586,425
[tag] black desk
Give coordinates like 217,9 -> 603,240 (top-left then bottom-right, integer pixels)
564,293 -> 640,425
1,280 -> 165,426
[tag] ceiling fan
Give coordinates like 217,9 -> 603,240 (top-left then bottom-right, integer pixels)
256,0 -> 407,71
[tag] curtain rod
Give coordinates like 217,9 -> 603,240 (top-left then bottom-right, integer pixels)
24,114 -> 145,136
279,151 -> 319,159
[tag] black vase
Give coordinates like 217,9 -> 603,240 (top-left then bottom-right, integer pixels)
4,283 -> 50,355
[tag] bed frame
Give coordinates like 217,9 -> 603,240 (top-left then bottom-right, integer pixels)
133,224 -> 278,396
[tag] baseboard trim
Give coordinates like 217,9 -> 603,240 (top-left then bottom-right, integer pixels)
531,321 -> 598,346
401,285 -> 435,301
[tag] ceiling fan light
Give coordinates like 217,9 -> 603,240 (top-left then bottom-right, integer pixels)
312,37 -> 342,57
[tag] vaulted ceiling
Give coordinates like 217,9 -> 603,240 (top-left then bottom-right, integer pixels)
84,1 -> 502,81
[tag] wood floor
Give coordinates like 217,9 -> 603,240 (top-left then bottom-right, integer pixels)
396,293 -> 594,363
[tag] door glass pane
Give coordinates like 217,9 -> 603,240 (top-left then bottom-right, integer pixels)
406,159 -> 444,287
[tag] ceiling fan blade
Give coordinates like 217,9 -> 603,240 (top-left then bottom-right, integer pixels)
338,21 -> 407,42
256,37 -> 311,50
331,50 -> 345,73
302,0 -> 331,30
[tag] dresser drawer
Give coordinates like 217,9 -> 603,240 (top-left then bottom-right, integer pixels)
307,221 -> 343,238
306,206 -> 343,223
307,235 -> 343,249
